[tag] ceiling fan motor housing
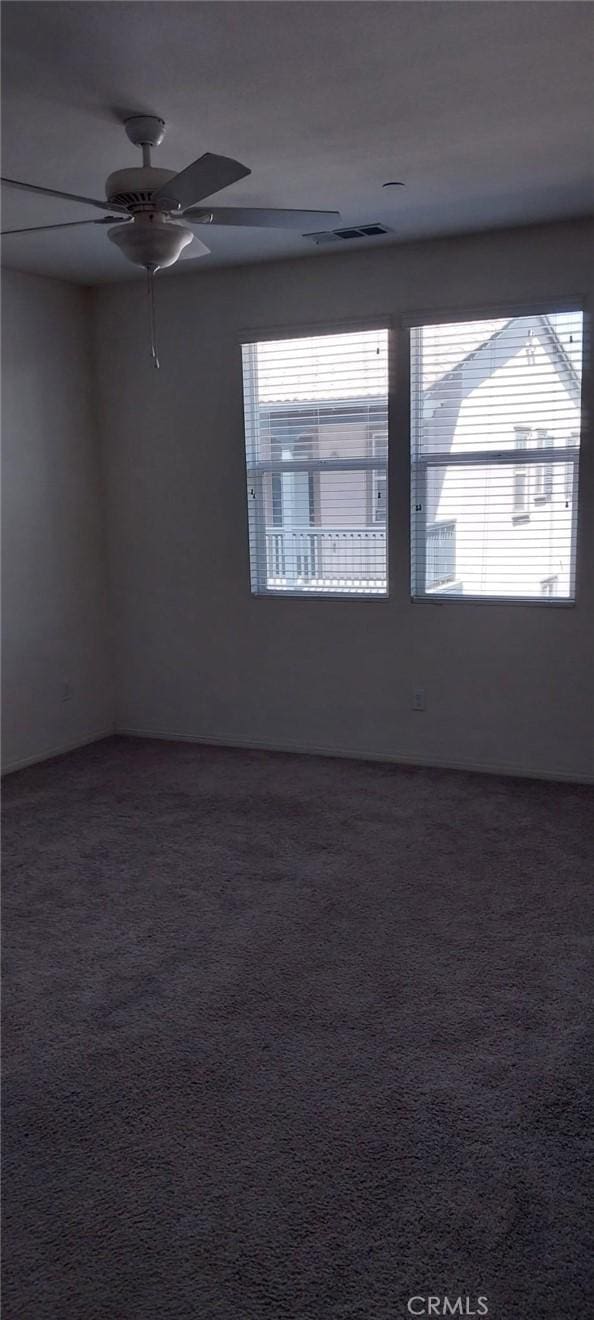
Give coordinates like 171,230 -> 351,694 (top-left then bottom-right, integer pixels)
108,214 -> 194,269
105,166 -> 180,213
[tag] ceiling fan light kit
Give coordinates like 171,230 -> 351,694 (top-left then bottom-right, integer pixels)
107,214 -> 194,270
1,115 -> 341,367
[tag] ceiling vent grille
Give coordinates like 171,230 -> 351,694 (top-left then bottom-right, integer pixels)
304,223 -> 392,245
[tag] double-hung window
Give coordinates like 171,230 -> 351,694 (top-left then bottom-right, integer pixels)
410,310 -> 583,602
242,328 -> 389,596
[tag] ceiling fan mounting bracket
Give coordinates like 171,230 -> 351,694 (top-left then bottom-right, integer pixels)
124,115 -> 166,150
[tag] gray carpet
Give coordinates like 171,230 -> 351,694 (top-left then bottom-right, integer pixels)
2,736 -> 593,1319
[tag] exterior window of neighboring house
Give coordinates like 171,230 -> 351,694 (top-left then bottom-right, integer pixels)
271,474 -> 283,527
513,469 -> 528,515
534,429 -> 554,502
565,432 -> 579,506
410,310 -> 583,602
512,427 -> 530,520
370,431 -> 388,523
271,440 -> 317,528
242,329 -> 389,596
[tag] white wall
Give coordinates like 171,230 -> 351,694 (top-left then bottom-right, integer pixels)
1,270 -> 113,771
93,219 -> 594,781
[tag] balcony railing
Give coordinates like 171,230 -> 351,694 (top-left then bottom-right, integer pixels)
265,526 -> 387,593
426,519 -> 456,589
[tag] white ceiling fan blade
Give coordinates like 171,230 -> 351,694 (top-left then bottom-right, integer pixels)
152,153 -> 251,212
1,217 -> 127,236
180,234 -> 211,260
1,176 -> 129,215
184,206 -> 341,229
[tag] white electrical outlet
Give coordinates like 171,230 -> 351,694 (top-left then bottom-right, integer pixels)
412,687 -> 426,711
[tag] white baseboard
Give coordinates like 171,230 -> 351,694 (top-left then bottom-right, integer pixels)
2,727 -> 114,776
115,726 -> 594,786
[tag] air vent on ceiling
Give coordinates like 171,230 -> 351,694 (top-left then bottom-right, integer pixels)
304,223 -> 392,245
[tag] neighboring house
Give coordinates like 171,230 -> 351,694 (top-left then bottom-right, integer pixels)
246,315 -> 581,596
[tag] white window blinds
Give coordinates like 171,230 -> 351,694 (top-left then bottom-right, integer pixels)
410,311 -> 583,602
242,329 -> 389,596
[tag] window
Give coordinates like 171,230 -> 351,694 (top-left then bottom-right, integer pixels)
242,329 -> 389,596
512,469 -> 529,517
410,311 -> 583,602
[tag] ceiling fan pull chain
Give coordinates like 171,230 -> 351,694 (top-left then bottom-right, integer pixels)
146,266 -> 160,369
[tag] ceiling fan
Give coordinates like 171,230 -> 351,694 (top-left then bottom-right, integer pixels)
1,115 -> 341,366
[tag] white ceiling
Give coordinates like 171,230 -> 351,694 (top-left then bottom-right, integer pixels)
2,1 -> 593,285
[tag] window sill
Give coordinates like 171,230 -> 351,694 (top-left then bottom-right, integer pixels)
252,589 -> 389,602
411,594 -> 575,608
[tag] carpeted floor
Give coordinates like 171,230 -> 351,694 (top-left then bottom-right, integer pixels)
2,736 -> 593,1319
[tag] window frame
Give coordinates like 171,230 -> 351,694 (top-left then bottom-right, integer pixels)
408,303 -> 584,608
241,322 -> 392,601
